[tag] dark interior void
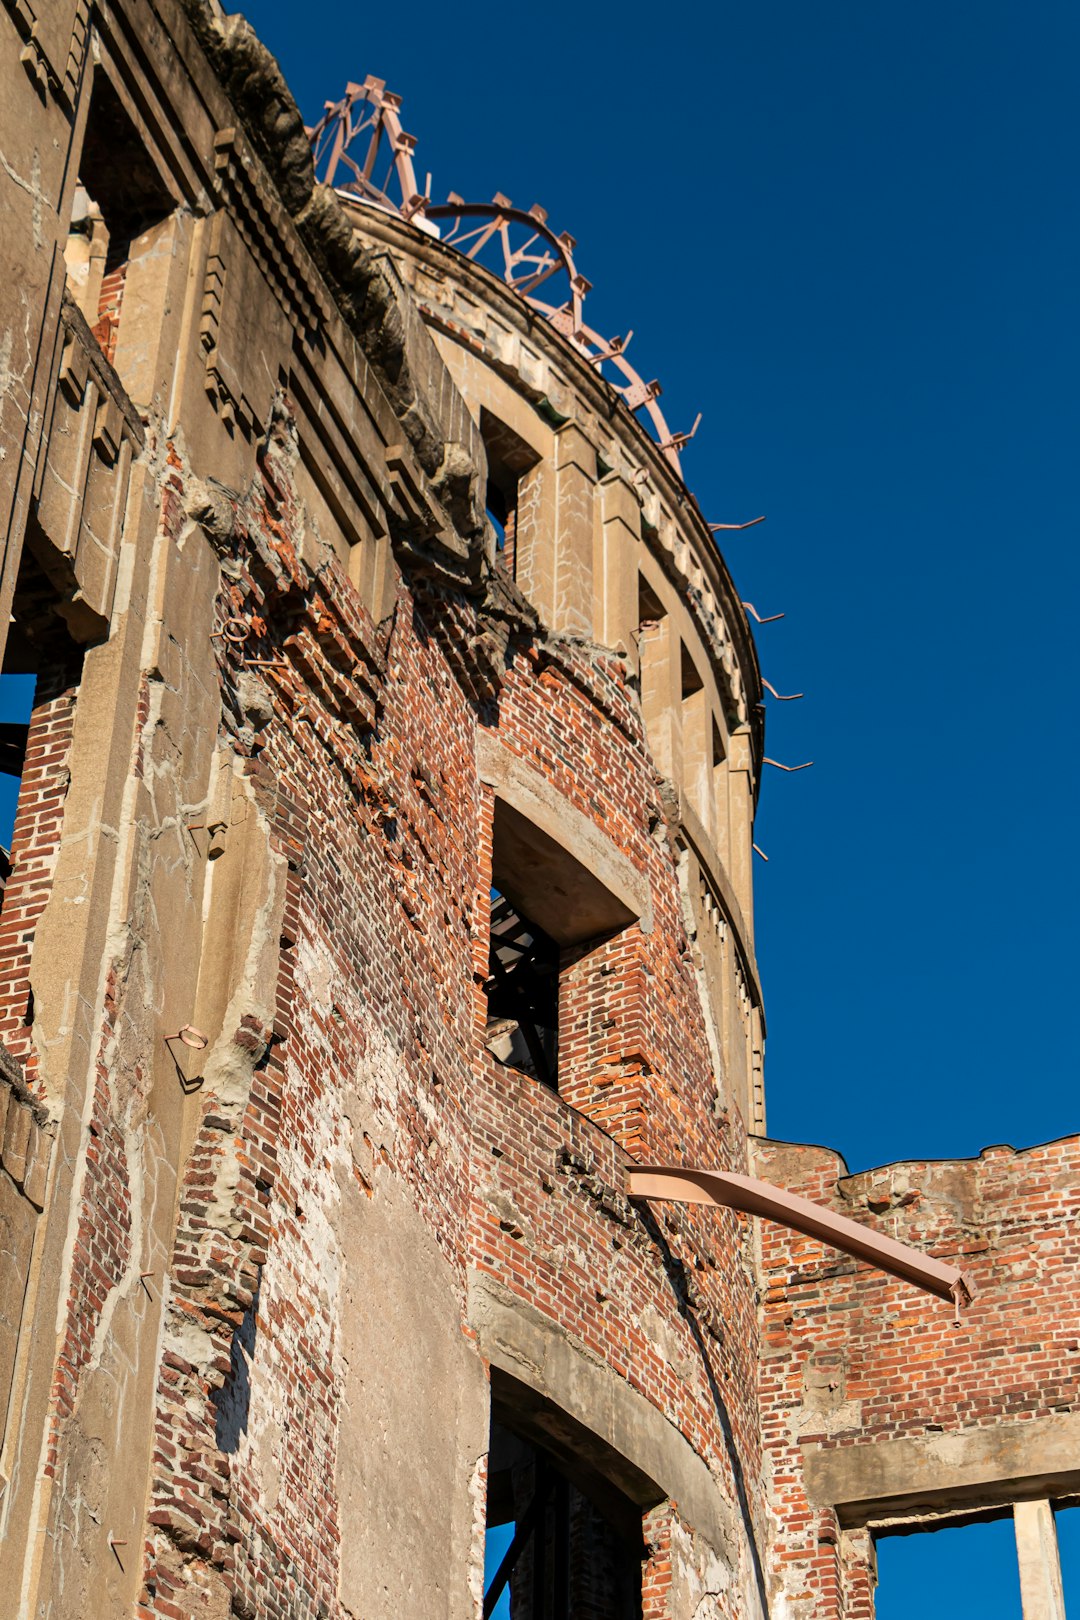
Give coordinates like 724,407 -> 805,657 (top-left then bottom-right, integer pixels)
637,574 -> 664,628
483,796 -> 638,1092
680,640 -> 704,700
484,1411 -> 645,1619
75,71 -> 173,260
485,891 -> 560,1091
481,409 -> 539,573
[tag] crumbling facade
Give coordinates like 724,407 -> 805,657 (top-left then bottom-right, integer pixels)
0,4 -> 1075,1618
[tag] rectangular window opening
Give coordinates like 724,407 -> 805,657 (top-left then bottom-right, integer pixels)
874,1512 -> 1020,1620
64,70 -> 173,367
637,574 -> 664,629
481,410 -> 541,580
482,796 -> 638,1096
680,640 -> 704,700
0,543 -> 85,896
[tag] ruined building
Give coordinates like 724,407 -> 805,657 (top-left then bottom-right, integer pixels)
0,4 -> 1076,1618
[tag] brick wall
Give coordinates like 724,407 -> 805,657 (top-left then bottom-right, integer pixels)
91,259 -> 128,366
754,1134 -> 1080,1616
0,665 -> 79,1087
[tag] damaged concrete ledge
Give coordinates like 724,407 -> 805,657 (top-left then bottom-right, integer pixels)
477,729 -> 652,942
468,1270 -> 732,1560
0,1051 -> 53,1210
177,0 -> 487,538
803,1411 -> 1080,1526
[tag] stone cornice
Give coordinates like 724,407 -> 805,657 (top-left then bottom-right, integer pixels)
347,204 -> 764,755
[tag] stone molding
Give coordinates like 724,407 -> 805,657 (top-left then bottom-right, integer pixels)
351,205 -> 762,742
468,1270 -> 734,1560
803,1411 -> 1080,1526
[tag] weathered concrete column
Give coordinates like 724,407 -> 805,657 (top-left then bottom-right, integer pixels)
597,471 -> 640,660
1015,1500 -> 1066,1620
514,456 -> 556,622
727,725 -> 755,938
681,684 -> 710,828
551,420 -> 596,638
0,10 -> 90,668
638,612 -> 680,782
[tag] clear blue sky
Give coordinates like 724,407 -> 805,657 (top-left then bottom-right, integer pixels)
4,4 -> 1074,1609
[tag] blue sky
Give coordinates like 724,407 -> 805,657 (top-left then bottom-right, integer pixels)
6,3 -> 1073,1610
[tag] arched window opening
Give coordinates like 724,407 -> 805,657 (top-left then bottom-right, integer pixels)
484,1375 -> 645,1619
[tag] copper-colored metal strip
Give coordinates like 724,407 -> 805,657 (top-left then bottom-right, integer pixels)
627,1165 -> 974,1310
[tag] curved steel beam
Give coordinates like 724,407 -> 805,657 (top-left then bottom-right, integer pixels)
626,1164 -> 974,1310
308,82 -> 699,476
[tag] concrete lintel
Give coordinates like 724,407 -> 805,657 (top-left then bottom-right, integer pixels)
468,1270 -> 732,1560
476,730 -> 652,938
803,1412 -> 1080,1526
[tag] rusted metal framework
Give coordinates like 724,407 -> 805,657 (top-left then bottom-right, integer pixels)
627,1165 -> 975,1315
308,78 -> 700,474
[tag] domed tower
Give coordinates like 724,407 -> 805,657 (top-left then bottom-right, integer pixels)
309,79 -> 774,1614
315,79 -> 769,1139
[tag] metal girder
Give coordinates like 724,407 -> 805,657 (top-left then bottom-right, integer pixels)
309,82 -> 701,479
626,1164 -> 974,1312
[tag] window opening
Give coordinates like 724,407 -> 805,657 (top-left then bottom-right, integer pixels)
680,641 -> 704,700
481,410 -> 541,579
637,574 -> 664,630
484,1411 -> 644,1619
483,794 -> 638,1095
0,675 -> 34,856
485,890 -> 559,1091
875,1513 -> 1021,1620
64,72 -> 173,365
0,543 -> 84,887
